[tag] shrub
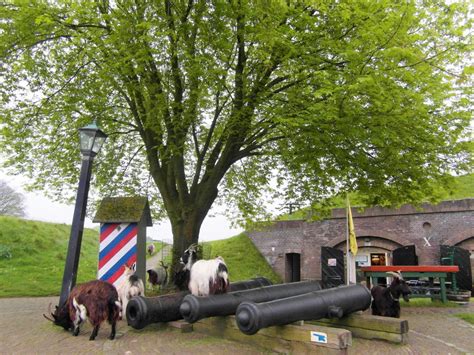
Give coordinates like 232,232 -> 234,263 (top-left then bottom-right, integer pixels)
0,244 -> 12,259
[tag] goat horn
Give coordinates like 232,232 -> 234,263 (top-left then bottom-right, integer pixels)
43,313 -> 55,322
387,271 -> 403,280
43,303 -> 55,322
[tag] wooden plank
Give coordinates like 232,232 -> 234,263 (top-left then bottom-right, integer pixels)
366,272 -> 448,278
311,323 -> 408,344
193,316 -> 351,353
309,313 -> 408,334
167,320 -> 194,333
361,265 -> 459,273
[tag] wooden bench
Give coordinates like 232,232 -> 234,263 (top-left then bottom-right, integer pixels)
361,265 -> 459,303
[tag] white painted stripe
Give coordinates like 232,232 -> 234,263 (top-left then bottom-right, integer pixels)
99,223 -> 130,252
98,235 -> 137,278
113,273 -> 126,288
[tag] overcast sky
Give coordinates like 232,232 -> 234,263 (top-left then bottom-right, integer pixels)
0,169 -> 242,242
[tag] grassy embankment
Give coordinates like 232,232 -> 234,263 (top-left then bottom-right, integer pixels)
279,173 -> 474,221
0,216 -> 280,297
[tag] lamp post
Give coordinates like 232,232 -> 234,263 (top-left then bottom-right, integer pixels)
58,121 -> 107,308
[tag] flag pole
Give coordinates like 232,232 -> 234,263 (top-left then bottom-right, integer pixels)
346,193 -> 350,285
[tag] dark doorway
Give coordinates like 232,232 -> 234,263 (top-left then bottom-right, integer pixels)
440,245 -> 472,293
321,247 -> 345,288
371,253 -> 387,285
393,245 -> 418,265
285,253 -> 301,283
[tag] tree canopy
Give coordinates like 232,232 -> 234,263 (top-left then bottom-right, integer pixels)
0,1 -> 472,264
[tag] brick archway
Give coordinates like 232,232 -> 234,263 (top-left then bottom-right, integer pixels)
328,235 -> 407,250
445,234 -> 474,247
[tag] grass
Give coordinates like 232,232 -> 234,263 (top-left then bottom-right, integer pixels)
145,241 -> 167,260
204,233 -> 282,284
0,215 -> 99,297
0,217 -> 281,297
278,173 -> 474,221
454,312 -> 474,325
400,298 -> 460,308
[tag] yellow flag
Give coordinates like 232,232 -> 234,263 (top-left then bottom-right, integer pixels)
348,199 -> 358,255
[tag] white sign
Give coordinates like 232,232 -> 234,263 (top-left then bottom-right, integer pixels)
423,236 -> 432,247
328,258 -> 337,266
310,331 -> 328,344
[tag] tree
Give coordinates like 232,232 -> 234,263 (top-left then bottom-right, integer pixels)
0,180 -> 26,217
0,1 -> 472,268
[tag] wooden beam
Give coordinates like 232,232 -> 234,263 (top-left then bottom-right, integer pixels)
309,313 -> 409,344
361,265 -> 459,273
193,316 -> 351,353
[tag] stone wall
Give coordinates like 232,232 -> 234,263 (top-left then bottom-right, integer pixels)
247,199 -> 474,282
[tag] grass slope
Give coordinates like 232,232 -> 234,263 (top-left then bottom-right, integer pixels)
279,173 -> 474,221
201,233 -> 282,284
0,217 -> 280,297
0,216 -> 99,297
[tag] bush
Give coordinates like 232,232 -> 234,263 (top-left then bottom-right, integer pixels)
0,244 -> 12,259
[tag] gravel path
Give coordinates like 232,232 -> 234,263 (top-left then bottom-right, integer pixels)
1,295 -> 472,354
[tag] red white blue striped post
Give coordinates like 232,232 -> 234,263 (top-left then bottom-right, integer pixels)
98,222 -> 138,287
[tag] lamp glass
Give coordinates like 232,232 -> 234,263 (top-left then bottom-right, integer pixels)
79,122 -> 107,156
91,133 -> 107,154
79,130 -> 95,153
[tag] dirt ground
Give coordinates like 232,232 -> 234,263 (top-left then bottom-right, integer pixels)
0,296 -> 472,354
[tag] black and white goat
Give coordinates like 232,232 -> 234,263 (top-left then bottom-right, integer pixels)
371,271 -> 411,318
116,264 -> 145,316
179,244 -> 230,296
44,280 -> 121,340
147,260 -> 169,290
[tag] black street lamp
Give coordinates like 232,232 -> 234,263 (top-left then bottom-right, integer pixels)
58,121 -> 107,308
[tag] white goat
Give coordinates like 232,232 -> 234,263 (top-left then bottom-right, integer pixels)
180,245 -> 230,296
116,264 -> 145,317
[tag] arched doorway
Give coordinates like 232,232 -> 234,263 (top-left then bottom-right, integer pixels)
333,236 -> 403,283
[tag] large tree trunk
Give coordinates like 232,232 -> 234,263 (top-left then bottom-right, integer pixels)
170,214 -> 201,262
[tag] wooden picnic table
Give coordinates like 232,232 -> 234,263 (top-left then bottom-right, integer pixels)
361,265 -> 459,303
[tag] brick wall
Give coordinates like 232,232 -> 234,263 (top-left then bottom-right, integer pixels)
247,199 -> 474,281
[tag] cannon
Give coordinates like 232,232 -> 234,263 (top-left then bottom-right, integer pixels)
126,277 -> 272,329
180,280 -> 322,323
236,284 -> 371,335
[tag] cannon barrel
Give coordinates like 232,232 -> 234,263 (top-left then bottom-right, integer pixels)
180,280 -> 322,323
126,277 -> 272,329
236,284 -> 371,335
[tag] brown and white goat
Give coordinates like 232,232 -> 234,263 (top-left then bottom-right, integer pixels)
180,244 -> 230,296
371,271 -> 411,318
116,264 -> 145,316
44,280 -> 121,340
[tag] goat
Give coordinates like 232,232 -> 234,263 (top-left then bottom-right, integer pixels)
147,244 -> 156,256
116,264 -> 145,316
371,271 -> 411,318
44,280 -> 121,340
147,260 -> 169,290
174,264 -> 191,291
180,244 -> 230,296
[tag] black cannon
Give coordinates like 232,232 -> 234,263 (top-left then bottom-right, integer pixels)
236,284 -> 371,335
126,277 -> 272,329
180,280 -> 322,323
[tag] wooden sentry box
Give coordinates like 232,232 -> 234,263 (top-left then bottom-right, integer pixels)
93,196 -> 152,288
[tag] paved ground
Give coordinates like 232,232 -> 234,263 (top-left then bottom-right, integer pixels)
0,296 -> 472,354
